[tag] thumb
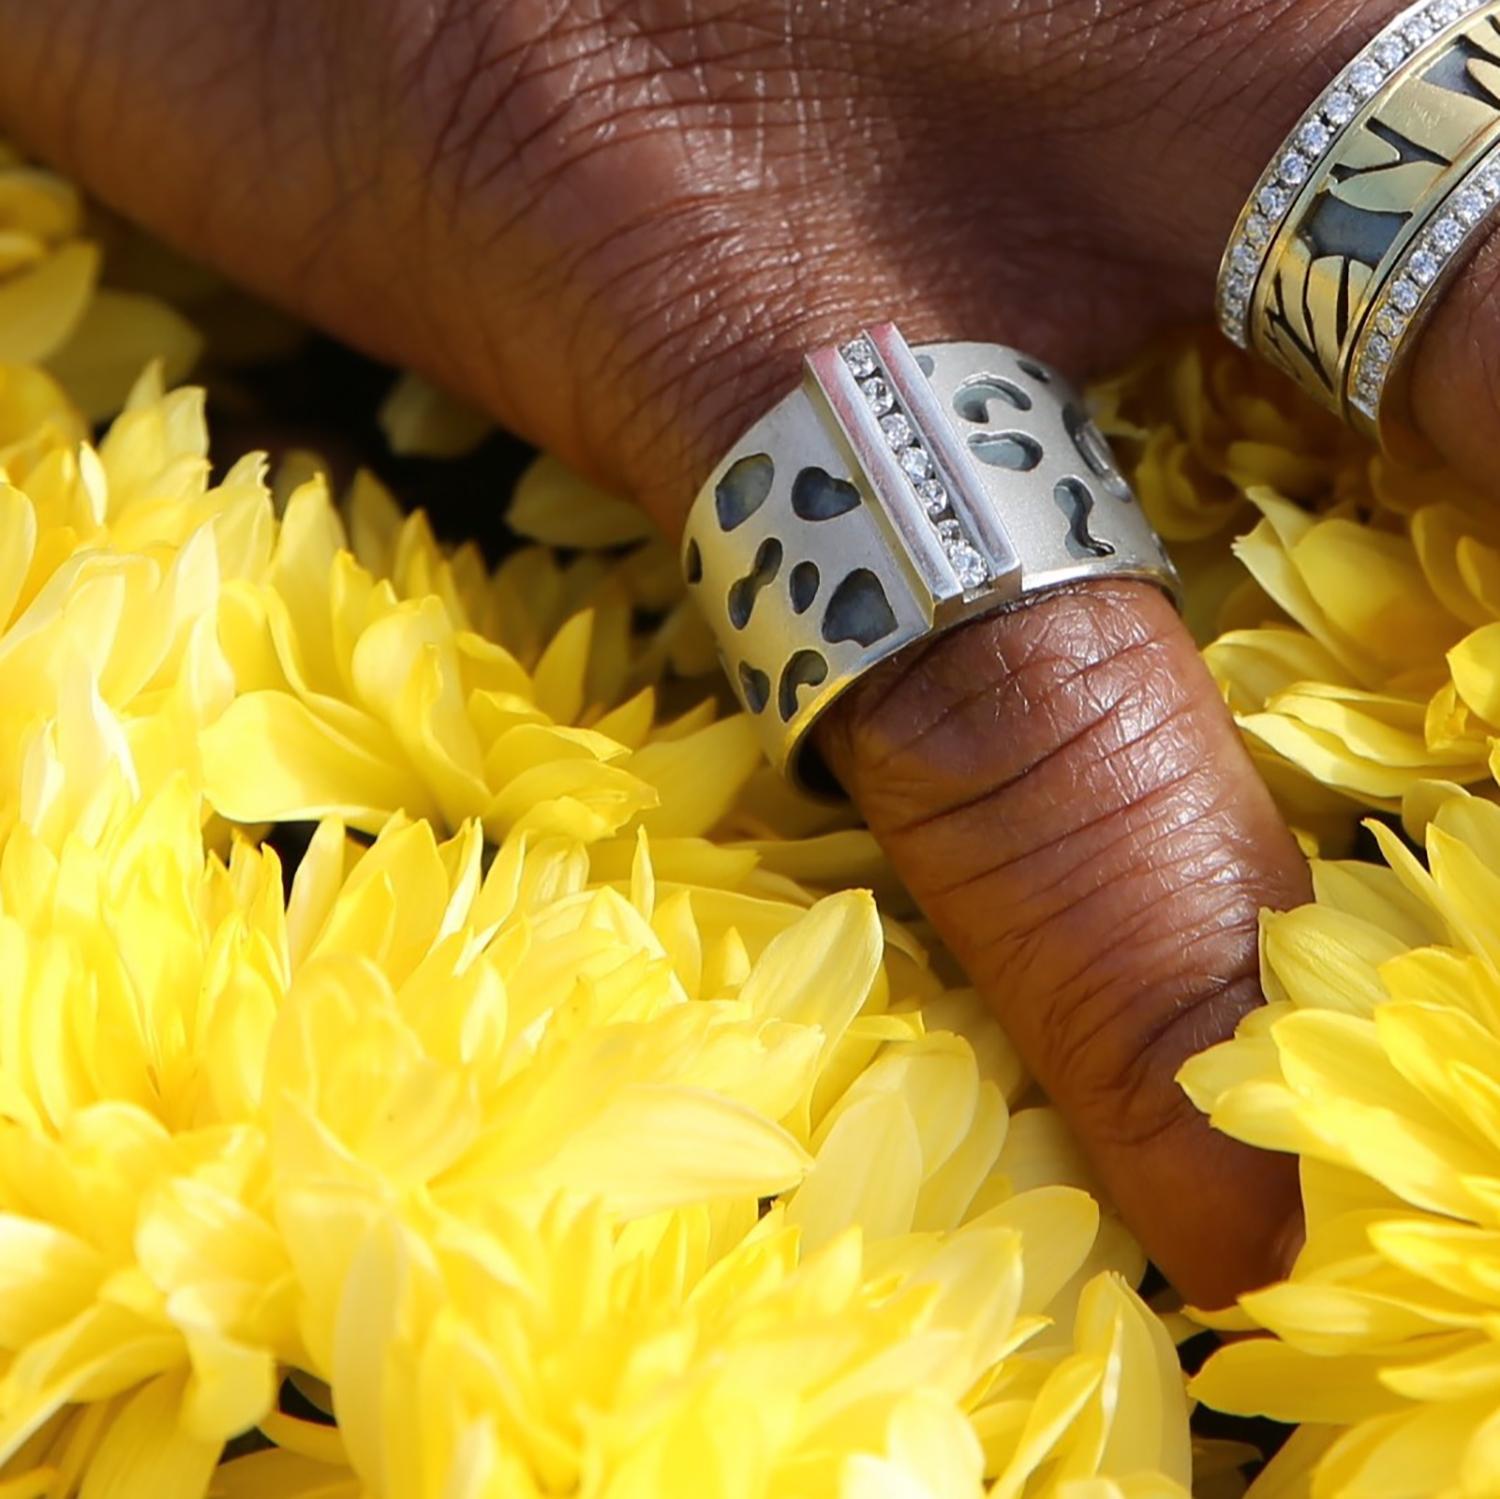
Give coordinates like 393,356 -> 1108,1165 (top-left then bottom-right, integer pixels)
817,581 -> 1309,1310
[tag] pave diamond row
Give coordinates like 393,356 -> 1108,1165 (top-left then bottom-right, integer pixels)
1216,0 -> 1482,347
839,337 -> 989,593
1348,149 -> 1500,424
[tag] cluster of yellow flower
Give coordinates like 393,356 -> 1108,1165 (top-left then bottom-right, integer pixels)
1100,336 -> 1500,1496
0,152 -> 1196,1497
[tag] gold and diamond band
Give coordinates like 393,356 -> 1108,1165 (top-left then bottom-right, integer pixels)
1217,0 -> 1500,450
681,325 -> 1180,789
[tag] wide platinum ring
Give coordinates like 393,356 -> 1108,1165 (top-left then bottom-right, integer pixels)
681,323 -> 1181,788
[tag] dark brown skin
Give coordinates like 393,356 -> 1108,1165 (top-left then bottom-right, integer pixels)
4,0 -> 1484,1306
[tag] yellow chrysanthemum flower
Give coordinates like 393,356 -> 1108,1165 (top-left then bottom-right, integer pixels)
1090,329 -> 1364,550
0,764 -> 1192,1496
1181,784 -> 1500,1497
251,825 -> 1186,1499
0,367 -> 274,841
199,469 -> 764,846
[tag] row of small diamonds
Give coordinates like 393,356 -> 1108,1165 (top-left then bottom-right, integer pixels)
1348,152 -> 1500,421
1217,0 -> 1482,347
839,337 -> 989,593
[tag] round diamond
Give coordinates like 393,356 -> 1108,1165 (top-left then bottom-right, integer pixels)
1224,269 -> 1253,303
1297,119 -> 1333,155
861,376 -> 894,415
1389,277 -> 1421,313
1244,213 -> 1272,246
1430,215 -> 1464,254
1352,390 -> 1379,420
1348,59 -> 1384,97
1454,186 -> 1487,225
842,338 -> 877,378
1372,36 -> 1407,68
1431,0 -> 1462,23
1279,151 -> 1312,186
1258,181 -> 1292,216
1323,90 -> 1357,126
1480,167 -> 1500,200
946,542 -> 988,592
1375,306 -> 1408,338
1366,333 -> 1394,366
916,479 -> 947,515
1408,249 -> 1441,286
898,444 -> 933,481
935,518 -> 962,543
880,412 -> 913,448
1404,13 -> 1436,45
1230,241 -> 1258,274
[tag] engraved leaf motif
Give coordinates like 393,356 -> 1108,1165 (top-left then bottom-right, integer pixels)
1332,162 -> 1447,214
1334,132 -> 1402,174
1470,58 -> 1500,107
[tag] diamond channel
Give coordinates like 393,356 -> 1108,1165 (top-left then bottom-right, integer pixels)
1347,145 -> 1500,431
841,333 -> 990,593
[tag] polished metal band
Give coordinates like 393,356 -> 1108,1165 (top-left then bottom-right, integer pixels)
1218,0 -> 1500,450
681,325 -> 1181,787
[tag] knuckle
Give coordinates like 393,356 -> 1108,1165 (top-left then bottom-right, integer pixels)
825,581 -> 1192,826
824,581 -> 1282,1143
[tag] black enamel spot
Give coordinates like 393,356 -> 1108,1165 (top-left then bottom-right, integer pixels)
821,569 -> 897,647
778,650 -> 828,722
789,561 -> 820,614
1054,479 -> 1115,559
1017,358 -> 1052,383
715,454 -> 774,531
1064,405 -> 1132,501
684,538 -> 703,583
738,662 -> 770,713
790,467 -> 861,521
969,431 -> 1043,472
954,376 -> 1032,423
727,537 -> 783,630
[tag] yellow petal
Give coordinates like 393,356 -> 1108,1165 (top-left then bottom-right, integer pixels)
377,371 -> 491,459
0,243 -> 98,365
507,454 -> 653,547
45,289 -> 201,422
201,692 -> 436,831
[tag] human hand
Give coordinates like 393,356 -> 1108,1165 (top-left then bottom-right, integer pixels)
0,0 -> 1459,1307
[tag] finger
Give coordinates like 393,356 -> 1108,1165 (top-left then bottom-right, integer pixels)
1409,234 -> 1500,484
817,582 -> 1310,1310
1,1 -> 1323,1305
0,0 -> 1411,524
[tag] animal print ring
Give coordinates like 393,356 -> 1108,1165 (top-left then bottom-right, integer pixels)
682,324 -> 1181,790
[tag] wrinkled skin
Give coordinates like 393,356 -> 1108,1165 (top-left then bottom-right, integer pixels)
4,0 -> 1484,1306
